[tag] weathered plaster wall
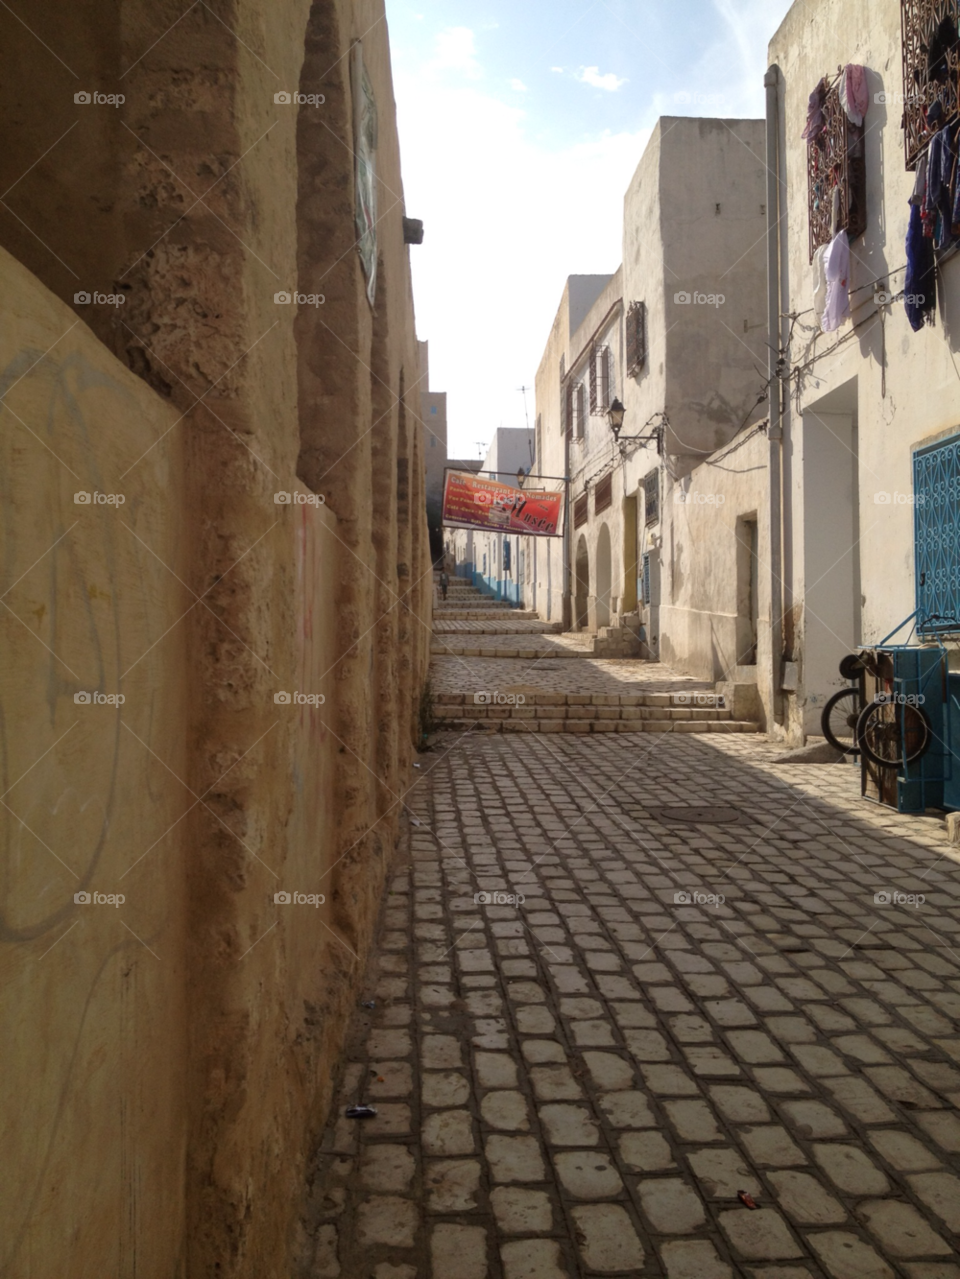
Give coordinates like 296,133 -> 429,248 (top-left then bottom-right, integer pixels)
658,427 -> 771,710
769,0 -> 960,740
0,2 -> 430,1275
0,246 -> 190,1279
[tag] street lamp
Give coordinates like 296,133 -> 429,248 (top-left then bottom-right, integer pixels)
607,403 -> 667,453
516,467 -> 527,489
606,398 -> 627,440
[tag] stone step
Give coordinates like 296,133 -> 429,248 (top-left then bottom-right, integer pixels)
435,692 -> 727,710
436,602 -> 522,611
432,623 -> 564,635
435,705 -> 729,722
437,610 -> 539,621
434,717 -> 759,735
430,645 -> 590,658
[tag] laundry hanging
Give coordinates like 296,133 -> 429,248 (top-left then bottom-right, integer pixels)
838,64 -> 869,127
812,242 -> 829,328
905,200 -> 937,331
822,229 -> 851,332
802,79 -> 827,142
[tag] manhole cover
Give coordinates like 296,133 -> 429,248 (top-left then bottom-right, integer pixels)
647,805 -> 742,825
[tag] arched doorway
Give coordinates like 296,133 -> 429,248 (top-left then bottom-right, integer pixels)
596,523 -> 612,628
575,535 -> 590,630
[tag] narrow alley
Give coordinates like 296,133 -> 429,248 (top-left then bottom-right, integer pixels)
300,579 -> 960,1279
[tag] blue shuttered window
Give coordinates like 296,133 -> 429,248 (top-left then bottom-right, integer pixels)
914,432 -> 960,633
641,552 -> 651,606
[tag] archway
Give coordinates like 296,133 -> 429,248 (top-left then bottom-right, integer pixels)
596,523 -> 612,628
575,535 -> 589,630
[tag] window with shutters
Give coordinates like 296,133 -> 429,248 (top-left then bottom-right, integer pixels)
562,381 -> 573,436
901,1 -> 960,170
625,301 -> 646,376
573,493 -> 589,528
575,383 -> 587,440
914,429 -> 960,632
589,346 -> 599,413
643,469 -> 659,526
595,473 -> 613,515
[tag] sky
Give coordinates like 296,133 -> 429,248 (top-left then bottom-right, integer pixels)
385,0 -> 794,459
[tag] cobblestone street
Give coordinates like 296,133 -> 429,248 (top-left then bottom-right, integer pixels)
302,596 -> 960,1279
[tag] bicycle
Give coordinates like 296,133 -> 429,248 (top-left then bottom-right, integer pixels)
820,653 -> 868,756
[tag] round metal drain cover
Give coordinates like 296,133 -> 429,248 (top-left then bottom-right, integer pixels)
648,805 -> 742,825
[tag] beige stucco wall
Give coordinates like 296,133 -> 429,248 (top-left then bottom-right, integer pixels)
770,0 -> 960,738
658,427 -> 771,714
0,2 -> 430,1275
0,247 -> 191,1279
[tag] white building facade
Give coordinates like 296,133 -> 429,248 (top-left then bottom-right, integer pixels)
446,427 -> 535,604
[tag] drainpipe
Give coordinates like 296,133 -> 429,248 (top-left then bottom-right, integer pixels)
765,64 -> 785,727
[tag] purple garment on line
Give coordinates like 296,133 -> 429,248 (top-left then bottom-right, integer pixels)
928,126 -> 958,248
802,81 -> 827,142
905,201 -> 935,332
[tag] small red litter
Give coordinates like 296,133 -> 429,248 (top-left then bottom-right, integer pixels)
737,1190 -> 758,1209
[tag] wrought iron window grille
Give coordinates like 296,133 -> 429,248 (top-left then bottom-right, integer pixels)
575,383 -> 587,440
643,469 -> 660,527
901,0 -> 960,171
626,301 -> 647,376
807,70 -> 868,261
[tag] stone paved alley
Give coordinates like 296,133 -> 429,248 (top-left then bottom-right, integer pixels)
300,584 -> 960,1279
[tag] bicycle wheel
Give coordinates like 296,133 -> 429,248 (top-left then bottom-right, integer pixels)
856,701 -> 932,769
821,688 -> 862,755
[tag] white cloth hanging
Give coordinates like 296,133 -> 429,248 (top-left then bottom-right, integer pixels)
822,230 -> 851,332
813,242 -> 830,328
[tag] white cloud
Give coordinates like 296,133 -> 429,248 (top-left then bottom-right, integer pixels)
575,65 -> 628,93
550,66 -> 564,73
510,78 -> 528,92
430,27 -> 482,79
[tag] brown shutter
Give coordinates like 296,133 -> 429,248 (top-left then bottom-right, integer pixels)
589,345 -> 598,413
573,494 -> 589,528
595,473 -> 613,515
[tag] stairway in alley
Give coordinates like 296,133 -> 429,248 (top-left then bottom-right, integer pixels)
431,576 -> 760,736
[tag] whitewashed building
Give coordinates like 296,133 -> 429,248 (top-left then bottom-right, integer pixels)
446,427 -> 535,604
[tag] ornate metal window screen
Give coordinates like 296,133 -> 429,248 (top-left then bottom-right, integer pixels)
914,430 -> 960,632
575,383 -> 587,439
626,301 -> 647,375
901,0 -> 960,171
595,473 -> 613,515
643,470 -> 659,527
589,346 -> 599,413
641,552 -> 651,606
807,76 -> 867,262
600,346 -> 612,408
573,493 -> 589,529
563,381 -> 573,436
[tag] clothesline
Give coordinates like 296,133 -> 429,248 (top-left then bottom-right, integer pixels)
786,259 -> 911,323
